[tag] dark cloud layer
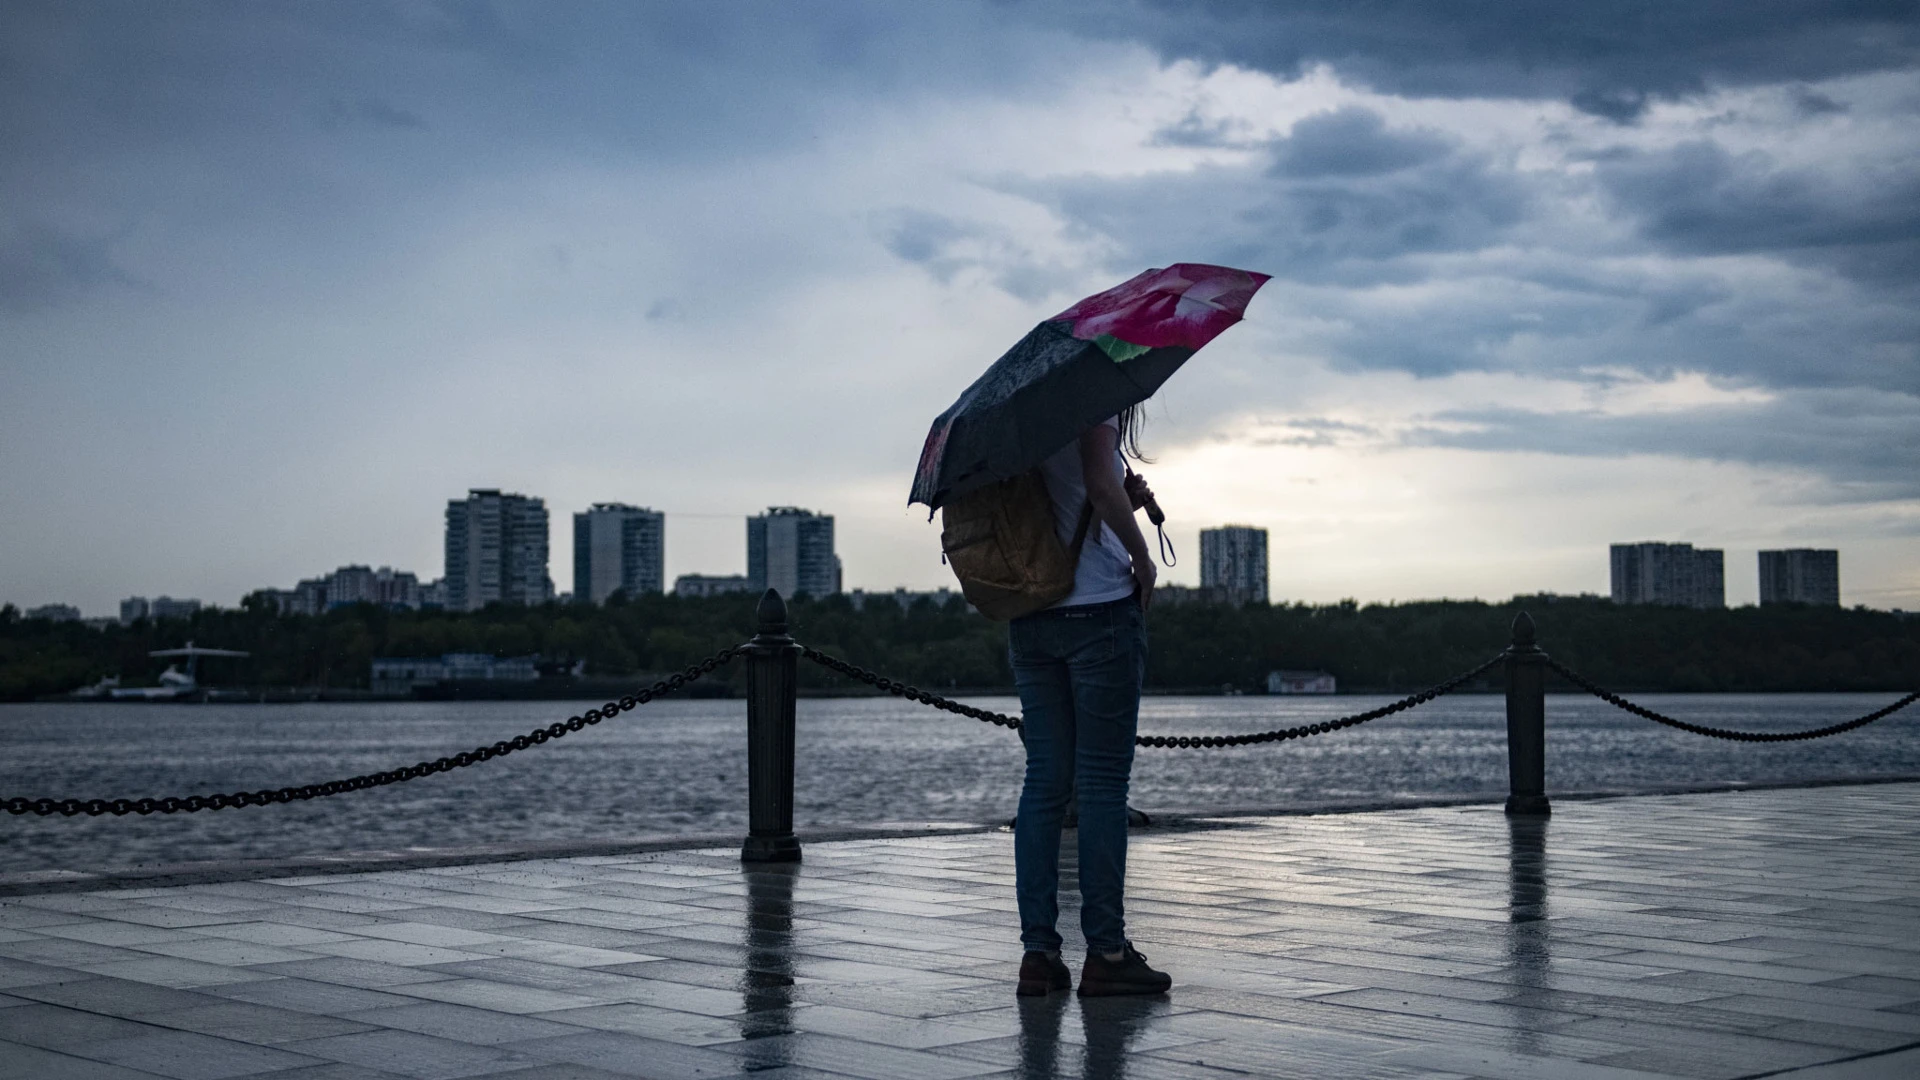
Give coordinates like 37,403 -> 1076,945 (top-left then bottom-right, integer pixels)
1408,388 -> 1920,498
1039,0 -> 1920,121
1016,108 -> 1530,291
1595,140 -> 1920,286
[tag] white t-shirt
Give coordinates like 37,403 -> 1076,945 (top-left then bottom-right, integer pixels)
1038,417 -> 1137,608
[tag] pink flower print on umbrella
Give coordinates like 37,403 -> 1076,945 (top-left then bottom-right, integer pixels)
1050,263 -> 1271,356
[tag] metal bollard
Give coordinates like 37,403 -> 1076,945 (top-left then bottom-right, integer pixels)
742,589 -> 802,862
1503,611 -> 1551,817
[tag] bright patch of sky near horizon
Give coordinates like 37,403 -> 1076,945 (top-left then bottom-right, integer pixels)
3,2 -> 1916,613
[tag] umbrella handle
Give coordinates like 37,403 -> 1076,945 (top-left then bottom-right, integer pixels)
1125,464 -> 1175,565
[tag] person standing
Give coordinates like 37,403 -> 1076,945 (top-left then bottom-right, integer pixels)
1012,405 -> 1172,997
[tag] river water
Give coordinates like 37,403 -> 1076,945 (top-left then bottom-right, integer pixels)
3,693 -> 1916,874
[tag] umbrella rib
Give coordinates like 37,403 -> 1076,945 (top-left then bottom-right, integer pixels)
1173,291 -> 1233,314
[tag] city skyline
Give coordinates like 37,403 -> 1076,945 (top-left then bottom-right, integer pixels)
4,6 -> 1915,614
0,486 -> 1890,618
21,510 -> 1881,617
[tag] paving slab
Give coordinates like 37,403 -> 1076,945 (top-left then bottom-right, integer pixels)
2,783 -> 1918,1079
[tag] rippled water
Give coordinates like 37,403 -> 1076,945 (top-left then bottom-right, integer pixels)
3,693 -> 1916,874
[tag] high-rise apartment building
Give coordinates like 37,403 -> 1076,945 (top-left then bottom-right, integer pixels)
1200,525 -> 1270,605
444,489 -> 553,612
1609,542 -> 1725,609
747,507 -> 839,598
1759,549 -> 1840,607
573,504 -> 665,604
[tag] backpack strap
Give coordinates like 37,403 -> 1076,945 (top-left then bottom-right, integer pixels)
1068,500 -> 1095,555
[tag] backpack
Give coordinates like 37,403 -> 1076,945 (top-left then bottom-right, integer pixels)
940,470 -> 1094,621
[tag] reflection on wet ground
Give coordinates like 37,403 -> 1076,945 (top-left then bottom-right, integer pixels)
1504,815 -> 1551,1059
2,783 -> 1918,1078
1015,994 -> 1174,1080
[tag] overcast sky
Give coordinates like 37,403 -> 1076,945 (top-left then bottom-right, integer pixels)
4,1 -> 1917,614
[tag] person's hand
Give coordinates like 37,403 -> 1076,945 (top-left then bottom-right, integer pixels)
1132,554 -> 1156,610
1123,472 -> 1153,512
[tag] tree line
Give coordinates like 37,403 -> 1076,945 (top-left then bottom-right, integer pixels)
2,592 -> 1915,702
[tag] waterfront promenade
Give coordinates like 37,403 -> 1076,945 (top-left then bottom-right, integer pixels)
2,783 -> 1917,1079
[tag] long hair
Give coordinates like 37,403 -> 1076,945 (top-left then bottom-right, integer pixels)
1116,403 -> 1152,464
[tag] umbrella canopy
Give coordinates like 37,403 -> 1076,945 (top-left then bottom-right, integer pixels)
909,263 -> 1269,510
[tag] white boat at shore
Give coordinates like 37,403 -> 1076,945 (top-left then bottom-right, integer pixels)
72,642 -> 251,701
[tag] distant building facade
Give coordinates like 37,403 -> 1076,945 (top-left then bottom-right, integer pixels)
370,653 -> 539,695
1268,670 -> 1336,694
1759,549 -> 1840,607
845,588 -> 961,612
256,566 -> 424,615
1155,585 -> 1233,607
747,507 -> 839,598
26,604 -> 81,622
150,597 -> 202,620
445,489 -> 552,611
1200,526 -> 1269,605
120,596 -> 202,624
1609,542 -> 1725,609
327,566 -> 423,609
674,574 -> 755,598
573,504 -> 665,604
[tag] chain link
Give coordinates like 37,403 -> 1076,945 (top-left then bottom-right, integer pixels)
2,648 -> 740,817
801,647 -> 1504,747
801,647 -> 1024,730
1546,658 -> 1918,742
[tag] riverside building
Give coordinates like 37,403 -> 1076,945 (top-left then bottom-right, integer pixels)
1609,542 -> 1725,609
25,604 -> 81,622
573,503 -> 665,604
1759,549 -> 1840,607
255,566 -> 425,615
1200,525 -> 1270,605
675,574 -> 755,598
747,507 -> 840,598
444,489 -> 554,611
119,596 -> 201,624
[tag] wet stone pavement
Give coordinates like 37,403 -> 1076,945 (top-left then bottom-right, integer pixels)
2,783 -> 1918,1080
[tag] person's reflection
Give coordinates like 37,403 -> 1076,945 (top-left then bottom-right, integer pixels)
1012,989 -> 1168,1079
1079,996 -> 1167,1080
1016,994 -> 1067,1078
736,863 -> 800,1067
1504,815 -> 1551,1056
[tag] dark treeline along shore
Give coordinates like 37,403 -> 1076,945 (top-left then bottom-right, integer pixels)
3,594 -> 1916,703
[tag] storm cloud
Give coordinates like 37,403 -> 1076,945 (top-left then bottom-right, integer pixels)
1038,0 -> 1920,121
1,1 -> 1916,608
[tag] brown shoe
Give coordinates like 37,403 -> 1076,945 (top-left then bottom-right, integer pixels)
1017,950 -> 1071,996
1078,943 -> 1171,997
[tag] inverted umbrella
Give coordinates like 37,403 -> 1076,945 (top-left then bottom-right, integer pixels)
909,263 -> 1270,512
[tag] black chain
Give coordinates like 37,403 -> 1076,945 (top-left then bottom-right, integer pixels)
1134,654 -> 1505,748
801,647 -> 1024,730
801,646 -> 1504,748
1546,658 -> 1918,742
2,648 -> 740,817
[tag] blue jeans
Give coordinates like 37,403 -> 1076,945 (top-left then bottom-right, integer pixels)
1010,594 -> 1146,954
